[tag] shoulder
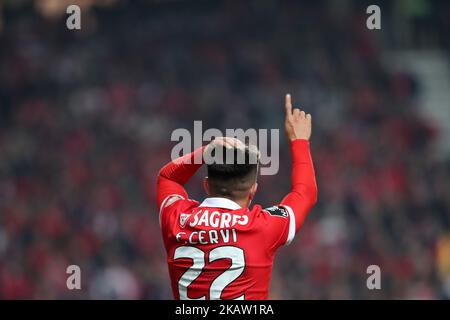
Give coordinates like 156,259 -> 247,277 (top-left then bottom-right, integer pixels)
249,204 -> 292,224
262,205 -> 290,218
159,195 -> 199,225
250,204 -> 295,247
160,194 -> 198,209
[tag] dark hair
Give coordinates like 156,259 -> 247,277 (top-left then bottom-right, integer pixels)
206,144 -> 259,200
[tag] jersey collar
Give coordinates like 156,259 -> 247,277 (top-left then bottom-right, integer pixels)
198,197 -> 242,210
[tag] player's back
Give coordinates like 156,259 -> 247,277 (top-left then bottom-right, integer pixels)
157,101 -> 317,300
160,196 -> 294,300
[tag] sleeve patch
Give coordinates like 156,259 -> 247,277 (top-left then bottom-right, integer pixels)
264,206 -> 289,218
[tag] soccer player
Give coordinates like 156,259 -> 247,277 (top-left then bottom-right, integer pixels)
156,94 -> 317,300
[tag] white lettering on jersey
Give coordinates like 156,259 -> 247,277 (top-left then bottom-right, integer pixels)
220,229 -> 230,243
189,210 -> 248,228
209,230 -> 219,244
176,229 -> 238,245
210,211 -> 220,228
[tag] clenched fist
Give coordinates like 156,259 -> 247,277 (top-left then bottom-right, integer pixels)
284,94 -> 312,141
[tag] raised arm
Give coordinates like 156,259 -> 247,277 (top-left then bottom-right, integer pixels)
280,94 -> 318,233
157,147 -> 205,210
157,137 -> 243,210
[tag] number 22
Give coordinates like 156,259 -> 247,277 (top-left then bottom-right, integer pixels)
173,245 -> 245,300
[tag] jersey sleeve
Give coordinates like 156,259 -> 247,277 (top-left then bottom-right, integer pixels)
262,139 -> 317,251
156,146 -> 205,210
280,139 -> 317,235
159,195 -> 199,229
158,194 -> 185,227
260,205 -> 296,252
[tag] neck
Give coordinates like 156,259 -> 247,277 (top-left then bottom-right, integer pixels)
235,198 -> 250,208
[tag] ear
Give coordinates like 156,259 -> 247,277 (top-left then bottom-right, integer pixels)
249,182 -> 258,200
203,177 -> 210,196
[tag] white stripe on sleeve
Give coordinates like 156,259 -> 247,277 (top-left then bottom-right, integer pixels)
281,205 -> 296,245
159,194 -> 184,226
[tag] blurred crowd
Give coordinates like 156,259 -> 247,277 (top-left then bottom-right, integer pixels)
0,0 -> 450,299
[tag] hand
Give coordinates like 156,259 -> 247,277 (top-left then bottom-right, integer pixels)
207,137 -> 245,150
284,94 -> 312,141
203,136 -> 246,160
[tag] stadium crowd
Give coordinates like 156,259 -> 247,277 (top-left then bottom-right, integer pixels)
0,0 -> 449,299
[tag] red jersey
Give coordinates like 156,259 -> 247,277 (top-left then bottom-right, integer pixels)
156,139 -> 317,300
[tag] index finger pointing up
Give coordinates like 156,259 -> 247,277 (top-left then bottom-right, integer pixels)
285,94 -> 293,119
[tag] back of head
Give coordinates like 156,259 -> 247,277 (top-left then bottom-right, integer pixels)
206,143 -> 259,201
